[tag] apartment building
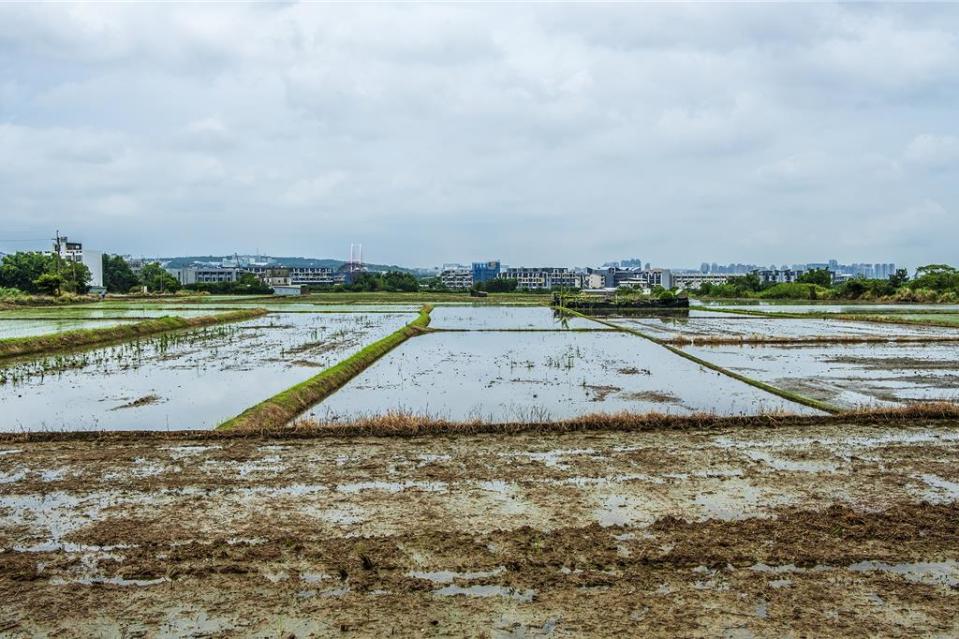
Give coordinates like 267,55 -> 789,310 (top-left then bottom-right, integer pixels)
54,236 -> 104,289
670,272 -> 730,291
501,267 -> 581,290
439,267 -> 473,289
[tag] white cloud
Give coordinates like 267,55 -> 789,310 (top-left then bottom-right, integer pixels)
905,134 -> 959,169
0,3 -> 957,267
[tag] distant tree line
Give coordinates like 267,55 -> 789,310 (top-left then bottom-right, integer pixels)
695,265 -> 959,302
0,252 -> 92,296
327,271 -> 420,293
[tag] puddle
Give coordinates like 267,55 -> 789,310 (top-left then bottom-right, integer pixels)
847,560 -> 959,588
745,450 -> 839,473
694,480 -> 777,521
335,480 -> 447,494
915,474 -> 959,502
434,584 -> 536,602
408,567 -> 506,583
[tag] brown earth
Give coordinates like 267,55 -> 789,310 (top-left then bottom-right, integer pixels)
1,421 -> 958,637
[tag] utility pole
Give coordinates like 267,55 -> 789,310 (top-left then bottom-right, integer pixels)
52,229 -> 63,278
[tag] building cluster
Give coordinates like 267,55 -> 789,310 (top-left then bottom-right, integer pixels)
165,264 -> 356,288
438,256 -> 904,293
701,259 -> 897,281
440,261 -> 696,293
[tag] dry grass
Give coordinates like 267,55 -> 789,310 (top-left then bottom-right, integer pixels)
279,403 -> 959,437
3,403 -> 958,443
0,308 -> 268,360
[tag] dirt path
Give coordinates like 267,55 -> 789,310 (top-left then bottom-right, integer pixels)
1,422 -> 958,637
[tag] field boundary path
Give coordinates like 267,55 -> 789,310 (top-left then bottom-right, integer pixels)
218,305 -> 434,431
0,308 -> 268,361
561,307 -> 840,414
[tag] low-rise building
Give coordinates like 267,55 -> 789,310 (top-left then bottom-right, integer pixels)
272,285 -> 304,296
54,236 -> 104,290
501,267 -> 581,290
440,267 -> 473,289
670,272 -> 730,291
754,269 -> 807,285
168,267 -> 241,285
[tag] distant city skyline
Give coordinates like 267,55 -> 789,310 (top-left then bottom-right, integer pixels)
1,4 -> 957,267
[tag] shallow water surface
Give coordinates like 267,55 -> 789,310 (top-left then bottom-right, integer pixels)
0,318 -> 141,339
313,331 -> 820,422
430,306 -> 598,330
610,316 -> 955,340
684,342 -> 959,408
0,312 -> 414,431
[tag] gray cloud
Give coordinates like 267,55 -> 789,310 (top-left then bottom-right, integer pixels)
0,3 -> 957,269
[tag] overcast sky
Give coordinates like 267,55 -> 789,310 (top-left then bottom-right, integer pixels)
1,3 -> 957,269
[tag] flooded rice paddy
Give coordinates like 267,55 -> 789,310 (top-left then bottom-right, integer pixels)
2,302 -> 958,430
611,315 -> 958,339
684,342 -> 959,408
313,330 -> 821,421
693,301 -> 959,314
0,318 -> 141,339
430,305 -> 600,330
0,312 -> 413,431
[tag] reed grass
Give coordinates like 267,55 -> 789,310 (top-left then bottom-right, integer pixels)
7,403 -> 959,443
217,305 -> 433,431
0,308 -> 268,360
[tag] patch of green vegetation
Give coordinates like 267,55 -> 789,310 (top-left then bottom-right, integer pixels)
0,308 -> 268,360
217,305 -> 434,431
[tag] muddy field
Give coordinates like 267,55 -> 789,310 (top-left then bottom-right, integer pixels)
2,421 -> 958,637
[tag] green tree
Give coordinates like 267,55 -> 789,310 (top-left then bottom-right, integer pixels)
475,278 -> 518,293
724,272 -> 763,294
889,268 -> 909,289
910,265 -> 959,293
797,268 -> 832,288
140,263 -> 181,293
33,272 -> 65,296
0,252 -> 54,292
381,271 -> 419,292
103,254 -> 139,293
57,257 -> 91,293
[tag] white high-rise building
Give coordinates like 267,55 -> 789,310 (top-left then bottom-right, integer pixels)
54,236 -> 104,289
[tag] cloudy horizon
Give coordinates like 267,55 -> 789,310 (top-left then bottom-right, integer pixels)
1,3 -> 957,270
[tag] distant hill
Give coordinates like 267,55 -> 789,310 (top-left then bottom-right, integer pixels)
160,255 -> 417,274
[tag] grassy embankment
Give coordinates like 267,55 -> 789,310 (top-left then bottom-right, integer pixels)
218,305 -> 433,431
560,306 -> 840,414
0,308 -> 268,360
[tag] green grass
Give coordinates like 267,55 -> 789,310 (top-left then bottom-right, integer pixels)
0,308 -> 268,360
217,305 -> 434,431
559,306 -> 840,414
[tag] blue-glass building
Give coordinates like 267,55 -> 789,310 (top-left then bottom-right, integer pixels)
471,260 -> 501,284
